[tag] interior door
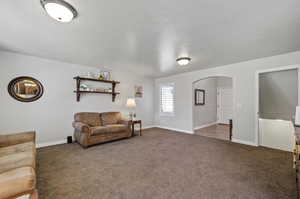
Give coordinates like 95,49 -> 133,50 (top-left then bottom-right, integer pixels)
217,88 -> 233,124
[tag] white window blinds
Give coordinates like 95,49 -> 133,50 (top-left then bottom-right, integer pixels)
160,84 -> 174,114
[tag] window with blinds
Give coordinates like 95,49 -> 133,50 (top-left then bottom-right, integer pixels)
160,84 -> 174,115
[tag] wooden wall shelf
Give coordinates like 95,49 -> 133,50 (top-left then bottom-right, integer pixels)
74,76 -> 120,102
74,76 -> 120,84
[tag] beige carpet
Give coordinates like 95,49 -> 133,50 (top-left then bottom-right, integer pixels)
37,128 -> 296,199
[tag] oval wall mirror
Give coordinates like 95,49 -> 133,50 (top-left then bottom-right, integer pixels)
8,76 -> 44,102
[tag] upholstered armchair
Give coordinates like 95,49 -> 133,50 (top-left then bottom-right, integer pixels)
0,131 -> 38,199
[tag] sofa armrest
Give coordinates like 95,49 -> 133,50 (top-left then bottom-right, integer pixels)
72,122 -> 90,134
0,131 -> 35,147
118,120 -> 132,128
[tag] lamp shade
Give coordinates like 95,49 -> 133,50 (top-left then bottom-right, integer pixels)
126,98 -> 136,108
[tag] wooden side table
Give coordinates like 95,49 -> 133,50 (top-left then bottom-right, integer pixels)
131,120 -> 142,136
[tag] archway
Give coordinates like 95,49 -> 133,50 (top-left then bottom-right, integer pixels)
192,76 -> 234,141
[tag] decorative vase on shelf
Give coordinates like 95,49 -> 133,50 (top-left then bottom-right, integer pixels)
102,71 -> 111,80
80,84 -> 88,91
99,75 -> 105,80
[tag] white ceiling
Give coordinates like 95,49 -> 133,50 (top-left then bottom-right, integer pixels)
1,0 -> 300,77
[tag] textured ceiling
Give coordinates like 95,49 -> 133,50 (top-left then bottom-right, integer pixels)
1,0 -> 300,77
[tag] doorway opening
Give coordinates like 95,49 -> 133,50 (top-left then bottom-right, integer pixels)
192,76 -> 233,141
256,66 -> 299,151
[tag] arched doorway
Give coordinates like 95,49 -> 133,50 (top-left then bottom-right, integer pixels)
192,76 -> 233,141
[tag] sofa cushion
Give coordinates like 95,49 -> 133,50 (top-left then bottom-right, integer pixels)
90,126 -> 109,136
101,112 -> 122,125
106,124 -> 127,133
74,112 -> 101,127
0,142 -> 35,157
0,151 -> 35,173
0,167 -> 35,199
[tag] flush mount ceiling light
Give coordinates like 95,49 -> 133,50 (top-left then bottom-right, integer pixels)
176,57 -> 191,66
40,0 -> 78,23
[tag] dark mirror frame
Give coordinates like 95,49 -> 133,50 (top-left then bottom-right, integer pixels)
8,76 -> 44,103
195,89 -> 205,106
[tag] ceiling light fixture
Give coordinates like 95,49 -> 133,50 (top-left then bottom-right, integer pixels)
40,0 -> 78,23
176,57 -> 191,66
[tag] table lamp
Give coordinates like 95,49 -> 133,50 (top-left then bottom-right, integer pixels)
126,98 -> 136,120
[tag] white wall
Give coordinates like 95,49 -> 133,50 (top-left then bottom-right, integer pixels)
217,77 -> 232,89
0,50 -> 154,146
155,51 -> 300,145
193,78 -> 217,129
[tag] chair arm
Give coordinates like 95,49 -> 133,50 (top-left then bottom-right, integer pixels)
0,131 -> 35,147
72,122 -> 90,134
0,167 -> 36,199
29,189 -> 38,199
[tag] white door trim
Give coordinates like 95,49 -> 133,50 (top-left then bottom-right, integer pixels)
217,88 -> 221,123
217,87 -> 233,124
254,64 -> 300,146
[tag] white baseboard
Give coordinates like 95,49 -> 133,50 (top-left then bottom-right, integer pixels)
155,126 -> 193,134
142,125 -> 156,130
193,122 -> 217,130
232,138 -> 258,147
37,140 -> 66,148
